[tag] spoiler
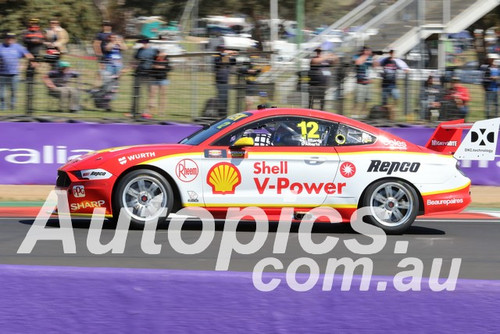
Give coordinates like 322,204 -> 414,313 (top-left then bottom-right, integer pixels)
425,118 -> 500,161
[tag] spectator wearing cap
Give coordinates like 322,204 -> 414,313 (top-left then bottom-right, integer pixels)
214,45 -> 237,116
45,19 -> 69,54
42,61 -> 80,112
0,32 -> 34,110
22,18 -> 45,57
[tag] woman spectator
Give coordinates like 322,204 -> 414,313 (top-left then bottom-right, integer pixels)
147,50 -> 171,118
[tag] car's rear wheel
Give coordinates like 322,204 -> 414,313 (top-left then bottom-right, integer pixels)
113,169 -> 173,228
361,179 -> 419,234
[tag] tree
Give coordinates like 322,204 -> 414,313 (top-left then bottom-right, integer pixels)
0,0 -> 100,42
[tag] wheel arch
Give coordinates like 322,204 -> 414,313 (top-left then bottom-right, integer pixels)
111,165 -> 183,215
357,177 -> 424,215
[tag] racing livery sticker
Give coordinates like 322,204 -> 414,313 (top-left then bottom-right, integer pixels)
187,191 -> 199,203
80,169 -> 113,180
204,149 -> 227,158
175,159 -> 199,182
72,185 -> 85,198
70,200 -> 106,211
252,161 -> 345,195
367,160 -> 420,175
339,162 -> 356,178
118,152 -> 156,165
207,162 -> 241,194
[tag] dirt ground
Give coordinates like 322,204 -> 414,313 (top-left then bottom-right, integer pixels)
0,185 -> 498,208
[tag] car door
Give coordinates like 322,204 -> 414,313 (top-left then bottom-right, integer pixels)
327,122 -> 378,208
199,116 -> 341,208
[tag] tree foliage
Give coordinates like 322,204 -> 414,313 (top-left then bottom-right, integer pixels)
0,0 -> 100,41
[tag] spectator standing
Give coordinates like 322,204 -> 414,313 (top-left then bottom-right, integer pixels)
308,48 -> 336,110
22,18 -> 45,58
93,21 -> 113,61
238,57 -> 263,110
45,19 -> 69,54
379,50 -> 406,107
420,74 -> 443,120
0,32 -> 34,110
352,46 -> 375,117
42,61 -> 80,112
214,45 -> 237,117
132,38 -> 158,118
103,33 -> 127,77
148,50 -> 171,118
482,56 -> 499,119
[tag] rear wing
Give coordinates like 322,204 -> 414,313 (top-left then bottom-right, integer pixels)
425,118 -> 500,161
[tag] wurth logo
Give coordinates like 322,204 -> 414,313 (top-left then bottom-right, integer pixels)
118,152 -> 156,165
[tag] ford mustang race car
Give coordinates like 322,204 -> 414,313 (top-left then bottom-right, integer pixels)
55,108 -> 498,233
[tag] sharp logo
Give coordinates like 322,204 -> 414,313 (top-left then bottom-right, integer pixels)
72,185 -> 85,198
471,128 -> 495,146
70,200 -> 105,211
367,160 -> 420,175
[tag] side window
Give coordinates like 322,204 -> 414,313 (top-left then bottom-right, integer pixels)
333,124 -> 376,146
213,117 -> 338,147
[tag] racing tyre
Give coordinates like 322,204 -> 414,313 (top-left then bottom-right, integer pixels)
361,179 -> 419,234
113,169 -> 173,228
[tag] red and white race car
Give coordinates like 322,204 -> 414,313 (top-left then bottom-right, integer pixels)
55,108 -> 498,233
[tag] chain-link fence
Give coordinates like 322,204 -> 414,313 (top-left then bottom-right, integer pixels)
0,42 -> 496,124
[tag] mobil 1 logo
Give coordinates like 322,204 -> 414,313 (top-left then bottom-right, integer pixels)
367,160 -> 420,175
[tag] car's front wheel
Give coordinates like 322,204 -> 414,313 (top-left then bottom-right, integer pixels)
361,179 -> 419,234
113,169 -> 173,228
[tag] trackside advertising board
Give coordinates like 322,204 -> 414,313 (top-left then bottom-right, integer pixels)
0,122 -> 201,185
0,122 -> 498,185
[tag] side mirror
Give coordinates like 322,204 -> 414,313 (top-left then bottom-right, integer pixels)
231,137 -> 254,149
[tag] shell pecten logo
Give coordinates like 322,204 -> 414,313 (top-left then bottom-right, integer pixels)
207,162 -> 241,194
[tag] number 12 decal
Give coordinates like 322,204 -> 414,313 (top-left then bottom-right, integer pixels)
297,121 -> 319,138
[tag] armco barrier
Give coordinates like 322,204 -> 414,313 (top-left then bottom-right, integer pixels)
0,122 -> 499,185
0,265 -> 499,333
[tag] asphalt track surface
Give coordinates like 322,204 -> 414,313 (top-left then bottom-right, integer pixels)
1,216 -> 499,280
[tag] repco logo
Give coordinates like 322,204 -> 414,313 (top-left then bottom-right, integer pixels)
367,160 -> 420,175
